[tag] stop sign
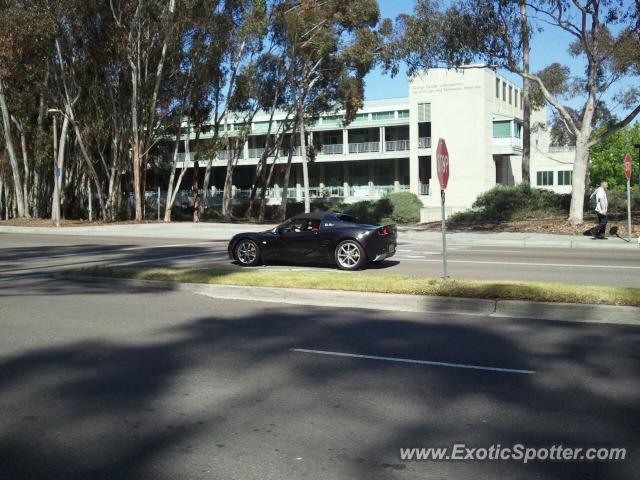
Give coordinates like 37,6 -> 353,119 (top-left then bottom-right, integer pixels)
624,153 -> 632,180
436,138 -> 450,190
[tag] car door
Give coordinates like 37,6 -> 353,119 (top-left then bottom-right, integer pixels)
258,230 -> 286,262
281,219 -> 322,263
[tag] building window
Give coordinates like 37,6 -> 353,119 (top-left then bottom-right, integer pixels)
496,78 -> 500,98
322,114 -> 344,127
515,90 -> 518,108
558,170 -> 572,185
537,171 -> 554,186
353,113 -> 369,123
493,120 -> 511,138
253,121 -> 270,130
397,110 -> 409,119
417,103 -> 431,122
372,111 -> 394,121
502,82 -> 506,101
508,86 -> 512,105
513,121 -> 522,138
520,93 -> 524,109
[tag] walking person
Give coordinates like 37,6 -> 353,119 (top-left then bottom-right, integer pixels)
591,180 -> 608,239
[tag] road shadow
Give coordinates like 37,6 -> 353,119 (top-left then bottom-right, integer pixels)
1,280 -> 639,479
0,240 -> 227,283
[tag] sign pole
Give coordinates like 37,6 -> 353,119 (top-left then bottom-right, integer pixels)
624,153 -> 633,242
627,178 -> 632,242
440,188 -> 448,278
436,138 -> 450,278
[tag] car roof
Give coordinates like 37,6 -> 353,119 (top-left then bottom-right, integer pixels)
291,211 -> 331,221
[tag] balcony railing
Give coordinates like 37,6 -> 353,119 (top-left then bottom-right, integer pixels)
348,141 -> 380,154
248,147 -> 265,158
279,146 -> 302,156
385,139 -> 410,152
261,185 -> 409,199
320,144 -> 343,155
418,137 -> 431,149
492,136 -> 523,150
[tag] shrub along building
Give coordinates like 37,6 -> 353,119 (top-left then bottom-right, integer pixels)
156,67 -> 575,218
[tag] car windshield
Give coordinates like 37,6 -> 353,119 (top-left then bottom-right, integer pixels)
335,214 -> 358,223
274,218 -> 322,233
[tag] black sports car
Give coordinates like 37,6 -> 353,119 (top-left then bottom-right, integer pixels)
228,212 -> 397,270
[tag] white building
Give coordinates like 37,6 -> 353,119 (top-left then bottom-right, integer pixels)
168,67 -> 575,215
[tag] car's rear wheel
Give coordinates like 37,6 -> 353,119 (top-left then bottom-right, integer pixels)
235,239 -> 260,267
335,240 -> 366,271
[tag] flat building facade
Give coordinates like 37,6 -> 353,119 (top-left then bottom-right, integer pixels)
161,67 -> 575,213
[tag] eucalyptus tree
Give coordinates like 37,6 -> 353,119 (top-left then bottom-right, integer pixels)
271,0 -> 380,213
390,0 -> 640,224
109,0 -> 178,222
0,0 -> 55,218
243,53 -> 290,219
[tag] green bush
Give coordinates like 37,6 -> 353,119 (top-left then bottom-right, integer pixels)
224,192 -> 423,225
383,191 -> 423,224
602,188 -> 640,214
450,184 -> 571,223
334,192 -> 422,225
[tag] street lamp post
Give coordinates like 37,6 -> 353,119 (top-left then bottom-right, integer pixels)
48,108 -> 64,227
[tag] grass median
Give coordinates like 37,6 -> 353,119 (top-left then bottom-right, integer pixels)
72,266 -> 640,307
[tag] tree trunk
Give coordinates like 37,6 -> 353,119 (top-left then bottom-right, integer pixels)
105,143 -> 118,221
191,123 -> 203,222
31,169 -> 39,218
298,105 -> 310,213
568,136 -> 589,224
130,66 -> 143,222
70,119 -> 107,220
19,131 -> 30,217
520,0 -> 530,184
246,152 -> 267,218
87,177 -> 93,222
199,157 -> 214,219
5,178 -> 10,219
0,172 -> 4,220
0,79 -> 26,217
279,141 -> 296,221
259,155 -> 279,224
164,123 -> 184,222
222,147 -> 243,218
52,116 -> 70,224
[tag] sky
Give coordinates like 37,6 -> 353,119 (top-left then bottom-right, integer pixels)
364,0 -> 638,120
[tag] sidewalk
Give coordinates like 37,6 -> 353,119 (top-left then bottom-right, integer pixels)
1,222 -> 638,249
398,228 -> 640,250
0,222 -> 276,241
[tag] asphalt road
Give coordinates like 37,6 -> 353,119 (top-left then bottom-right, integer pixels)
1,275 -> 639,479
1,232 -> 639,287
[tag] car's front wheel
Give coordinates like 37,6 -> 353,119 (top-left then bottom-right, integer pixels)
335,240 -> 366,271
235,239 -> 260,267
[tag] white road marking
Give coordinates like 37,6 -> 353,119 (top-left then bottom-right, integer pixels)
112,251 -> 224,266
395,257 -> 640,270
291,348 -> 536,375
120,241 -> 217,251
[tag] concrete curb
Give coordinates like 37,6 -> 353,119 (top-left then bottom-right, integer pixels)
64,275 -> 640,326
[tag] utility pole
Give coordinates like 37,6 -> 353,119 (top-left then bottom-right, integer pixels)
48,109 -> 62,227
